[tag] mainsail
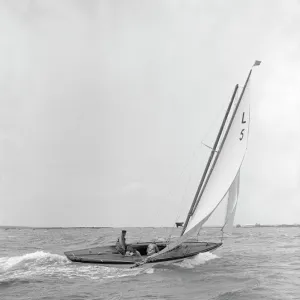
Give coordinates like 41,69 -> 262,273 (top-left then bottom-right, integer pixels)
181,75 -> 250,238
145,63 -> 259,263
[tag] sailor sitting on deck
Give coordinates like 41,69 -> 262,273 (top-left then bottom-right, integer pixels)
115,230 -> 127,255
147,242 -> 159,256
125,245 -> 142,258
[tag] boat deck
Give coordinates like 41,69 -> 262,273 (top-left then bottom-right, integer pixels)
64,241 -> 221,266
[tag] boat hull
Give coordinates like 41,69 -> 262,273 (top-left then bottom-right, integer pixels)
64,241 -> 222,267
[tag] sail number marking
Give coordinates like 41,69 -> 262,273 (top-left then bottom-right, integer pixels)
239,112 -> 246,141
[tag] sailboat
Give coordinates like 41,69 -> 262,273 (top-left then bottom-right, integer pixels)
64,60 -> 261,267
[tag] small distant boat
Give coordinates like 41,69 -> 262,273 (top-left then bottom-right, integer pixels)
64,61 -> 261,268
175,222 -> 184,228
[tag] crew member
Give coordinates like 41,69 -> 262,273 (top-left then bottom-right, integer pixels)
147,242 -> 159,256
115,230 -> 127,255
125,245 -> 142,258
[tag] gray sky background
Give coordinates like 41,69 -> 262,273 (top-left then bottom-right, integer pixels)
1,0 -> 300,227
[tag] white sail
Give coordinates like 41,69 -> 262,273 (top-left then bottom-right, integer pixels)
222,170 -> 240,234
181,81 -> 250,238
146,71 -> 252,262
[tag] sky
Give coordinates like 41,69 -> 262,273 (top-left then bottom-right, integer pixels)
0,0 -> 300,227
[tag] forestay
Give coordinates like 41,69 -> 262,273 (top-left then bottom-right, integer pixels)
182,78 -> 250,238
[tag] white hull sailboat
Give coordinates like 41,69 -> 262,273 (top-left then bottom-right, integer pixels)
64,61 -> 261,268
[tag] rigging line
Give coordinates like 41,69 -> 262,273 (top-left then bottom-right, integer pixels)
171,87 -> 238,239
190,69 -> 252,217
155,122 -> 209,240
170,161 -> 194,229
197,228 -> 201,242
197,226 -> 202,240
165,139 -> 205,242
202,95 -> 235,144
202,86 -> 240,147
181,84 -> 239,236
221,228 -> 224,243
169,134 -> 220,241
156,158 -> 193,241
201,142 -> 219,152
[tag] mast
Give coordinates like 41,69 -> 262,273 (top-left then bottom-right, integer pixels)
181,84 -> 239,236
186,68 -> 253,226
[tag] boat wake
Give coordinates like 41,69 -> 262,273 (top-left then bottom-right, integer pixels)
0,250 -> 219,286
0,251 -> 144,284
151,252 -> 219,270
0,251 -> 68,272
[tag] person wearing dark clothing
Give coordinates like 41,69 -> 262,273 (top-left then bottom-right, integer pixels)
115,230 -> 127,255
125,245 -> 142,259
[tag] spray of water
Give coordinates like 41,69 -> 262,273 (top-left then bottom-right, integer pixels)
0,251 -> 145,282
0,250 -> 219,285
174,252 -> 219,269
0,251 -> 68,272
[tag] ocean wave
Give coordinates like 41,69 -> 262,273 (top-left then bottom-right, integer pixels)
211,278 -> 260,300
0,277 -> 43,288
0,251 -> 68,272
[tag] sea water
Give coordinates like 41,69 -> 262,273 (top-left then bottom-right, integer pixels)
0,227 -> 299,299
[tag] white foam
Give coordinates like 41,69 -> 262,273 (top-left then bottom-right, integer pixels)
0,251 -> 147,282
175,252 -> 219,269
144,268 -> 154,274
0,251 -> 68,272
